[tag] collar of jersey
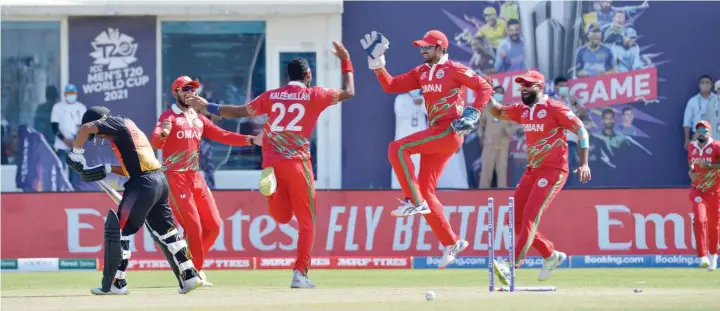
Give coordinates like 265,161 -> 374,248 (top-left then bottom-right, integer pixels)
171,104 -> 197,118
424,54 -> 449,68
693,138 -> 715,151
288,81 -> 307,88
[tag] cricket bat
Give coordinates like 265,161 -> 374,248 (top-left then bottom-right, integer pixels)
97,181 -> 122,204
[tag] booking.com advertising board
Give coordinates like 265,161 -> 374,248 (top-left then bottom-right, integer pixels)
1,189 -> 715,271
341,0 -> 720,189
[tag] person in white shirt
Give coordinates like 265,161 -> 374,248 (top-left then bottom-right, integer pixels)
704,80 -> 720,141
392,90 -> 427,189
684,75 -> 718,149
50,84 -> 86,181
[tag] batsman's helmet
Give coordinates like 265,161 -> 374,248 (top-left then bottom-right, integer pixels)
81,106 -> 111,140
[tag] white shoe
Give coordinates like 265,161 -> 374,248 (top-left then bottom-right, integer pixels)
709,254 -> 718,271
390,199 -> 431,217
178,276 -> 203,294
90,284 -> 129,295
438,240 -> 469,269
258,167 -> 277,197
538,251 -> 567,281
198,270 -> 214,287
700,256 -> 711,269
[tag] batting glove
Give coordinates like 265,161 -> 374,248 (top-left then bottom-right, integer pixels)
360,31 -> 390,70
79,163 -> 111,182
451,106 -> 481,136
66,148 -> 87,172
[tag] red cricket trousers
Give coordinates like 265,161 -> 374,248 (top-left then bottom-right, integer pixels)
513,167 -> 567,267
689,189 -> 720,257
165,171 -> 221,271
266,159 -> 316,273
387,125 -> 461,246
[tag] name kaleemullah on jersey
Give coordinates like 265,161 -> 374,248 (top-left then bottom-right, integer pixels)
269,92 -> 311,101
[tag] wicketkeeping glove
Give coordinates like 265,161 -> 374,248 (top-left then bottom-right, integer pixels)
451,106 -> 481,136
360,31 -> 390,70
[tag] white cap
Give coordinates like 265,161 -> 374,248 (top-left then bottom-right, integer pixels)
715,80 -> 720,91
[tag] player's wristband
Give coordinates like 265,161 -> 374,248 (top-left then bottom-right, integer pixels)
341,60 -> 354,73
207,103 -> 221,116
577,127 -> 589,149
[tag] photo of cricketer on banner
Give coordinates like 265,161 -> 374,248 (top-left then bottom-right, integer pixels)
68,16 -> 157,191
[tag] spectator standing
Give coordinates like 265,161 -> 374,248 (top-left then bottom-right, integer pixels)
50,84 -> 86,182
684,75 -> 717,149
477,86 -> 514,188
552,77 -> 587,172
33,86 -> 60,144
704,80 -> 720,140
391,90 -> 426,189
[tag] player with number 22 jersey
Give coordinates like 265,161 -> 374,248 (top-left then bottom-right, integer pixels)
186,41 -> 355,289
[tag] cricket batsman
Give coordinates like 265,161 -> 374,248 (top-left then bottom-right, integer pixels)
186,41 -> 355,288
66,106 -> 202,295
688,120 -> 720,271
488,70 -> 591,284
360,30 -> 493,267
151,76 -> 261,285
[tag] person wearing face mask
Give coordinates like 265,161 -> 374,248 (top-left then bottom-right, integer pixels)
477,86 -> 515,188
684,75 -> 717,150
687,121 -> 720,271
488,70 -> 591,284
50,83 -> 86,183
553,77 -> 587,176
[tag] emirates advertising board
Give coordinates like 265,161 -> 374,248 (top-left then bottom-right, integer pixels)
1,190 -> 712,271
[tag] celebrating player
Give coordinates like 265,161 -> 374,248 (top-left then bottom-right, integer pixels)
360,30 -> 493,268
67,106 -> 202,295
688,120 -> 720,271
186,41 -> 355,288
488,70 -> 591,284
151,76 -> 261,286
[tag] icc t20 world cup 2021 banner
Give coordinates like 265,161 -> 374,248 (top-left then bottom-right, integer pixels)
67,16 -> 157,191
0,189 -> 704,263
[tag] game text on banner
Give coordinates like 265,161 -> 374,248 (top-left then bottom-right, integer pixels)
570,68 -> 658,108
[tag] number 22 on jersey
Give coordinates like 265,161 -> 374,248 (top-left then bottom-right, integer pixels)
270,102 -> 305,132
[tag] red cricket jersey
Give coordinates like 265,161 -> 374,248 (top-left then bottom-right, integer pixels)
688,139 -> 720,193
246,81 -> 340,167
500,96 -> 584,172
151,104 -> 252,172
374,54 -> 493,127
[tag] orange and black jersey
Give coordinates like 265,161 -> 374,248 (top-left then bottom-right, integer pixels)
94,116 -> 161,177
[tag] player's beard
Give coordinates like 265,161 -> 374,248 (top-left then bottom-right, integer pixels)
698,135 -> 708,144
521,91 -> 538,106
176,95 -> 189,108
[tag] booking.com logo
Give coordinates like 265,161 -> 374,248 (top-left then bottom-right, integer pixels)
654,255 -> 698,266
584,255 -> 645,265
425,257 -> 486,267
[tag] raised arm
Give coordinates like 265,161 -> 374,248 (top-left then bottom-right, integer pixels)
202,115 -> 254,146
185,93 -> 257,119
373,68 -> 421,94
332,41 -> 355,102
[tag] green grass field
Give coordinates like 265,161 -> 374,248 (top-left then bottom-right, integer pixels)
2,269 -> 719,311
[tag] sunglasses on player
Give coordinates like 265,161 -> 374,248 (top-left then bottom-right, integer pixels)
697,128 -> 709,134
519,81 -> 537,88
420,45 -> 439,51
178,86 -> 196,92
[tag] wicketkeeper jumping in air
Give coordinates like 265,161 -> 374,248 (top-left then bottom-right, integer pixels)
361,30 -> 493,268
151,76 -> 261,286
187,41 -> 355,288
67,106 -> 203,295
488,70 -> 592,284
